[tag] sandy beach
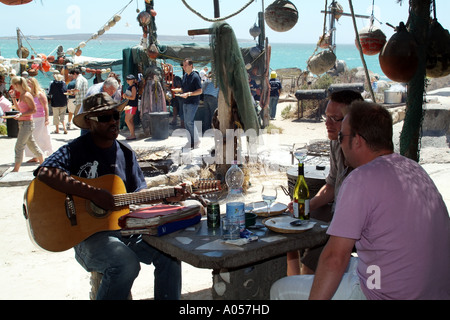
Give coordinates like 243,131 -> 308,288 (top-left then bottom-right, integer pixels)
0,92 -> 448,300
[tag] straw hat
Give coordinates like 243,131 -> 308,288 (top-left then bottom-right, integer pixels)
73,92 -> 127,129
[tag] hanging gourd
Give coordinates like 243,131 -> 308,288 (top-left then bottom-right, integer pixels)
307,50 -> 336,75
147,43 -> 159,60
379,22 -> 418,83
265,0 -> 298,32
0,0 -> 32,5
318,34 -> 332,49
137,11 -> 152,26
357,25 -> 386,56
250,46 -> 262,59
426,19 -> 450,78
16,46 -> 29,59
249,23 -> 261,40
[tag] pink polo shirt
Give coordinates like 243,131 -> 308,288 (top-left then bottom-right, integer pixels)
329,153 -> 450,300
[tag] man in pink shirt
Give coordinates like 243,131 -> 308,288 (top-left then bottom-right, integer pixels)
271,101 -> 449,300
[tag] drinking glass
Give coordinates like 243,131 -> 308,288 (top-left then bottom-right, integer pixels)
293,142 -> 308,164
261,183 -> 278,216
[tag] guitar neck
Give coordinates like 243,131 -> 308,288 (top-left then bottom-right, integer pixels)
113,186 -> 176,207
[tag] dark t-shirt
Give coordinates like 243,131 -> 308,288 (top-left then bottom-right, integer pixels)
35,133 -> 146,193
181,71 -> 201,104
48,80 -> 68,107
269,78 -> 282,97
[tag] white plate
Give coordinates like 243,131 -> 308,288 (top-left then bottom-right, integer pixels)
263,216 -> 315,233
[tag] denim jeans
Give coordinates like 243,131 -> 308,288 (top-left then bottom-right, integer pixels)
15,120 -> 43,164
182,103 -> 199,145
203,94 -> 218,130
269,96 -> 279,119
74,231 -> 181,300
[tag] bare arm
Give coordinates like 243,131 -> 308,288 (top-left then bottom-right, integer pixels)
36,167 -> 115,210
309,235 -> 355,300
309,183 -> 335,211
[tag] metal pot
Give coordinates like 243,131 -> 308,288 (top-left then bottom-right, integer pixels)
384,91 -> 402,104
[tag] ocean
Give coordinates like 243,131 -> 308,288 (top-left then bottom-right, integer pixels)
0,38 -> 385,89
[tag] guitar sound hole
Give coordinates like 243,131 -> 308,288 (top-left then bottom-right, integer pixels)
87,201 -> 110,218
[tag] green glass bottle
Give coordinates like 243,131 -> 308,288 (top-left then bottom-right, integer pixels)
293,162 -> 310,220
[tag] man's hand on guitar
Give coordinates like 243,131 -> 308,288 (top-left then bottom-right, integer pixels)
165,183 -> 190,203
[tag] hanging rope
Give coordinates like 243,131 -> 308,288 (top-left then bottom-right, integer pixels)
348,0 -> 376,102
181,0 -> 255,22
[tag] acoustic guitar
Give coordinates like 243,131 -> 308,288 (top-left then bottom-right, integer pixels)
23,174 -> 221,252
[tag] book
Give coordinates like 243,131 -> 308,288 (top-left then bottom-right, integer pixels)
118,204 -> 201,229
120,212 -> 201,236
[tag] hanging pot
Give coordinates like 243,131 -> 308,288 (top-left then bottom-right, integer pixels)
426,19 -> 450,78
357,25 -> 386,56
379,22 -> 418,83
307,49 -> 336,75
265,0 -> 298,32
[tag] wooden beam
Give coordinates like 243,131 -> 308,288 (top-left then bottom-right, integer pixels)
321,10 -> 371,19
187,28 -> 212,36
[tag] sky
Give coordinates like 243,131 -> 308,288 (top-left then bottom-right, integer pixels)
0,0 -> 449,44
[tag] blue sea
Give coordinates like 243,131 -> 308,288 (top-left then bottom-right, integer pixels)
0,38 -> 385,89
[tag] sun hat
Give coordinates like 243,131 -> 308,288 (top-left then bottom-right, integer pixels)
270,71 -> 277,79
73,92 -> 127,129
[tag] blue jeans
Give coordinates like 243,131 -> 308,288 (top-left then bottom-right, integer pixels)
203,94 -> 218,130
74,231 -> 181,300
183,103 -> 199,145
269,96 -> 279,119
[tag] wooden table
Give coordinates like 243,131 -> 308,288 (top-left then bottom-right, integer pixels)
143,216 -> 329,300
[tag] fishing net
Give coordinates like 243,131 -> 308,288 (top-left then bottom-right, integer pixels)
210,21 -> 260,133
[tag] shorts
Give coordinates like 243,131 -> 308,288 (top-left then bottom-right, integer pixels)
52,106 -> 67,125
125,106 -> 138,115
68,99 -> 80,114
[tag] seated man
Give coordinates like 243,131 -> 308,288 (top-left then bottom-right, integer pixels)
272,101 -> 450,300
288,90 -> 363,275
34,93 -> 184,300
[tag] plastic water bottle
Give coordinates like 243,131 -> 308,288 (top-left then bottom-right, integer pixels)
225,161 -> 246,231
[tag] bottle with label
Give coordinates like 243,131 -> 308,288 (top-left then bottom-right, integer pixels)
225,161 -> 246,231
293,162 -> 310,220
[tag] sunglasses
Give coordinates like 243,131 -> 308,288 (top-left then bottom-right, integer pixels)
87,112 -> 120,123
322,115 -> 344,123
338,131 -> 367,144
338,131 -> 352,144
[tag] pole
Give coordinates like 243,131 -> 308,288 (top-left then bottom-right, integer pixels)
348,0 -> 375,102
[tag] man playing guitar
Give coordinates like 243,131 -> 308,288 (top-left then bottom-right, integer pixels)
33,93 -> 185,300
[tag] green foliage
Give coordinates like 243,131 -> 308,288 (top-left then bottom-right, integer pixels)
0,124 -> 6,136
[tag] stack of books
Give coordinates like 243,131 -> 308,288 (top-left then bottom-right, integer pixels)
119,204 -> 201,236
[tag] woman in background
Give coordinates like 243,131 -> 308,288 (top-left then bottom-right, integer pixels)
122,74 -> 139,140
9,76 -> 43,172
25,77 -> 53,162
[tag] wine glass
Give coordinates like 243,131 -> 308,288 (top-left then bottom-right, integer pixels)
261,183 -> 278,216
292,142 -> 308,164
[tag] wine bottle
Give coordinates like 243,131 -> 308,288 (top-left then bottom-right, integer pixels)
293,162 -> 310,220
